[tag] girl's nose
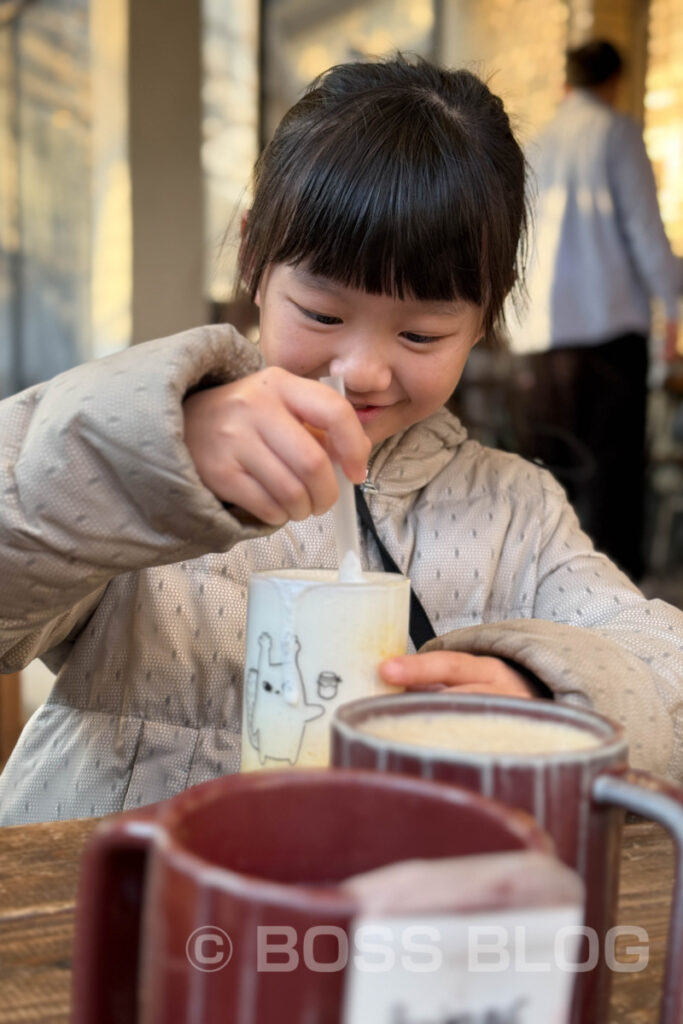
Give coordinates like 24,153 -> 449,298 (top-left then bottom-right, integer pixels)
329,348 -> 392,394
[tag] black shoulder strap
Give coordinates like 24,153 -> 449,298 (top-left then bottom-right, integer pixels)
354,486 -> 436,649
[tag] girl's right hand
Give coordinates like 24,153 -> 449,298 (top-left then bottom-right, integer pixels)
182,367 -> 371,526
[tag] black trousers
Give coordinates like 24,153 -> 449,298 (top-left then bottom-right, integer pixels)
509,333 -> 648,581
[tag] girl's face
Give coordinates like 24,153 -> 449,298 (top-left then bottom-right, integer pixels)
256,263 -> 483,447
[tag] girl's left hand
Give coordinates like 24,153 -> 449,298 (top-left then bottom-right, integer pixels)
379,651 -> 537,699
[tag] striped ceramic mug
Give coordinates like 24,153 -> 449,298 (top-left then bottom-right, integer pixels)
331,693 -> 683,1024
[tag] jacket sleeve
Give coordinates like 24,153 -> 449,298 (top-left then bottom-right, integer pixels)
421,471 -> 683,781
0,323 -> 270,671
608,115 -> 682,318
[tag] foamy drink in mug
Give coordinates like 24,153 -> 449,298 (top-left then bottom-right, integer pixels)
241,568 -> 409,769
331,693 -> 683,1024
360,709 -> 602,755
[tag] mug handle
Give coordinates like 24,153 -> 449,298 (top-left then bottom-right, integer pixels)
592,767 -> 683,1024
71,810 -> 163,1024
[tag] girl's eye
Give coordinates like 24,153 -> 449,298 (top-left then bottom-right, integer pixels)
402,332 -> 440,345
301,307 -> 342,326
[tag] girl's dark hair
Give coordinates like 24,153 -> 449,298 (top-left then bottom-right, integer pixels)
239,54 -> 528,339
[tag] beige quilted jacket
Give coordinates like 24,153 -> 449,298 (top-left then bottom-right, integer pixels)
0,324 -> 682,825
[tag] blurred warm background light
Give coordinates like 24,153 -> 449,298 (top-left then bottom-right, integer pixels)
1,0 -> 681,396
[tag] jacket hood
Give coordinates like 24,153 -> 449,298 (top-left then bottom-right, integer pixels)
367,406 -> 469,497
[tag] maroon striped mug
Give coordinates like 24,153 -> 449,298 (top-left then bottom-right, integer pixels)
331,693 -> 683,1024
72,767 -> 566,1024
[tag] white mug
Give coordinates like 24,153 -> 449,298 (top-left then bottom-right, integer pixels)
241,568 -> 409,770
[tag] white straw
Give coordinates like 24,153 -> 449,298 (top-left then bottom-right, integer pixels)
320,375 -> 362,572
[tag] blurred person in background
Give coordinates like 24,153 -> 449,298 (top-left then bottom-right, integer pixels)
507,39 -> 681,582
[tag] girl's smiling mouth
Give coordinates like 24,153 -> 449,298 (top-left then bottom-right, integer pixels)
351,404 -> 387,424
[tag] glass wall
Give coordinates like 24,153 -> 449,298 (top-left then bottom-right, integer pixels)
202,0 -> 259,308
262,0 -> 436,143
0,0 -> 91,397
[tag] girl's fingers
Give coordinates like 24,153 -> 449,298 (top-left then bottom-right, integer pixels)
236,436 -> 333,521
380,651 -> 495,688
380,652 -> 537,699
273,372 -> 371,483
219,470 -> 290,526
257,413 -> 340,516
183,368 -> 370,521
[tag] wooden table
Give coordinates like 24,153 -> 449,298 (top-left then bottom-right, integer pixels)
0,817 -> 675,1023
0,673 -> 21,767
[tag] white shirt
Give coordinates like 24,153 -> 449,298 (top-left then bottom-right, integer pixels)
508,90 -> 681,353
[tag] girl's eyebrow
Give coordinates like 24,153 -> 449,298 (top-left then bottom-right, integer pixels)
412,301 -> 465,316
291,267 -> 465,314
292,266 -> 346,296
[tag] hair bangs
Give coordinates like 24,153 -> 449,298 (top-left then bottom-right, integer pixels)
268,101 -> 487,309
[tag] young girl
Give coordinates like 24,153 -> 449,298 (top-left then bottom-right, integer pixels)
1,55 -> 681,825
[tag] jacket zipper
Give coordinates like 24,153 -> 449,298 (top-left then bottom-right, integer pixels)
360,449 -> 381,495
